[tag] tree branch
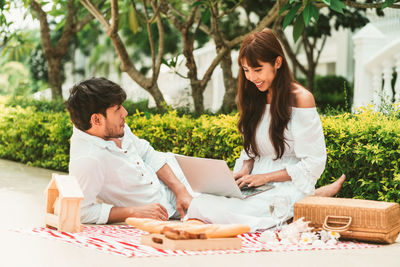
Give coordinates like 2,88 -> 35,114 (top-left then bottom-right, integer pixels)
345,0 -> 400,9
277,29 -> 307,75
75,12 -> 94,33
80,0 -> 149,88
30,0 -> 53,57
149,0 -> 162,23
80,0 -> 110,28
217,0 -> 243,19
315,35 -> 327,65
228,0 -> 281,48
200,46 -> 229,88
151,0 -> 165,83
56,0 -> 78,56
143,0 -> 156,77
109,0 -> 119,36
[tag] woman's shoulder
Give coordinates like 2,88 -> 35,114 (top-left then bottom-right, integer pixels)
291,83 -> 316,108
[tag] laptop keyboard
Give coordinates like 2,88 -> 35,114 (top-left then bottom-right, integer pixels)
240,186 -> 264,196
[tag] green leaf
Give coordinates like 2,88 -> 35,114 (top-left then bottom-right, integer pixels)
282,3 -> 301,29
322,0 -> 331,5
191,1 -> 204,8
279,3 -> 291,15
0,0 -> 5,10
330,0 -> 346,14
292,15 -> 305,42
128,5 -> 139,34
303,3 -> 312,27
311,4 -> 319,22
202,9 -> 211,24
381,0 -> 396,10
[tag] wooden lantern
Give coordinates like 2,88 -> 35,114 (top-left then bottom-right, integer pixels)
45,173 -> 84,233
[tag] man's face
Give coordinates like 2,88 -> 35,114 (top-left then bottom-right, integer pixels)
103,104 -> 128,139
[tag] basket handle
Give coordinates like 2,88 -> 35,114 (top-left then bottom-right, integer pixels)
322,215 -> 352,232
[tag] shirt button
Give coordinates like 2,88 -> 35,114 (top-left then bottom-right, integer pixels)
150,181 -> 153,184
141,173 -> 144,176
124,151 -> 127,153
137,162 -> 139,165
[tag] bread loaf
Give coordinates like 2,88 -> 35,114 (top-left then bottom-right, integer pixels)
125,218 -> 183,233
125,218 -> 250,238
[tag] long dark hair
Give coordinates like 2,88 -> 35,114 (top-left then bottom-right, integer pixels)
237,29 -> 295,160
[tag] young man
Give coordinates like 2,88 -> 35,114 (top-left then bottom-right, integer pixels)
66,77 -> 192,224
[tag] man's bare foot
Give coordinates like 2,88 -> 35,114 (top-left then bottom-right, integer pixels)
314,174 -> 346,197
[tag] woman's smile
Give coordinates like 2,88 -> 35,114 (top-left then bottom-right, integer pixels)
254,81 -> 264,88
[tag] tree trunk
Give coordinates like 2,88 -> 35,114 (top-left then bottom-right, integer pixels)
148,83 -> 167,109
306,67 -> 316,92
191,82 -> 205,114
220,53 -> 237,113
48,58 -> 63,100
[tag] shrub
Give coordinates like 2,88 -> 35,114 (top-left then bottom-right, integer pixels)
0,104 -> 71,171
314,75 -> 353,113
0,101 -> 399,203
318,106 -> 400,202
5,96 -> 66,112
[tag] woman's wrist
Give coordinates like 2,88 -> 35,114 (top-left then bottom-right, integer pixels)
261,173 -> 272,184
241,159 -> 254,173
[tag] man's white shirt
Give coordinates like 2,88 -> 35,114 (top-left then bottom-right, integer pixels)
69,124 -> 177,224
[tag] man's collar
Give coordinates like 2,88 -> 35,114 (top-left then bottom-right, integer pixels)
72,125 -> 117,150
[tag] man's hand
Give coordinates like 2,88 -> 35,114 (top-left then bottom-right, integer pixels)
108,203 -> 169,223
175,187 -> 193,219
131,203 -> 169,221
156,163 -> 193,219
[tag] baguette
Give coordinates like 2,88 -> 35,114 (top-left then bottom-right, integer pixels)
125,218 -> 250,238
170,223 -> 250,238
125,218 -> 183,234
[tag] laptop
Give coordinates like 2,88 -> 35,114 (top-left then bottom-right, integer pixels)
174,155 -> 274,199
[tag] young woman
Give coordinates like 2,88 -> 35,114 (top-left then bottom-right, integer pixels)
233,28 -> 344,197
186,29 -> 345,230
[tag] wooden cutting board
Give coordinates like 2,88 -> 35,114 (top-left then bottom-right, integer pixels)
141,234 -> 242,250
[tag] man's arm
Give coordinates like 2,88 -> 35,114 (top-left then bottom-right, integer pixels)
107,203 -> 169,223
156,163 -> 193,219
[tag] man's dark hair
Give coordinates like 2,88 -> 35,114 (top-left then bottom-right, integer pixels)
66,77 -> 127,131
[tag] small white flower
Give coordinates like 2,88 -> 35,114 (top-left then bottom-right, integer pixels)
300,232 -> 316,245
319,230 -> 330,242
328,231 -> 341,240
312,239 -> 325,248
278,226 -> 300,241
259,230 -> 278,243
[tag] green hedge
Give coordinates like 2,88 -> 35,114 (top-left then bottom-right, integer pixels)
1,100 -> 399,203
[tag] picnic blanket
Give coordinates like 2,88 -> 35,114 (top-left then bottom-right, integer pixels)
13,225 -> 379,258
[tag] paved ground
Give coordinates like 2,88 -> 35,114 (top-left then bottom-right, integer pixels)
1,158 -> 400,267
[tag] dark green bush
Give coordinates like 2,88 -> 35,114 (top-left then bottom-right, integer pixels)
5,96 -> 67,112
295,75 -> 352,114
0,105 -> 71,171
1,99 -> 399,203
314,75 -> 353,113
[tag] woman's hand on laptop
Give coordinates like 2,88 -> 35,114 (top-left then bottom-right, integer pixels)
236,174 -> 268,188
233,159 -> 254,180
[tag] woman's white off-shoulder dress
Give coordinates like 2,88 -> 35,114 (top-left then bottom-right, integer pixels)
185,104 -> 327,230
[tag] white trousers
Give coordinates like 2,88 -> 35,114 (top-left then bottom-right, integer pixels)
164,153 -> 305,231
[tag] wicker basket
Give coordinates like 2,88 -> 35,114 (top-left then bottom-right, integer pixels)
293,197 -> 400,244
